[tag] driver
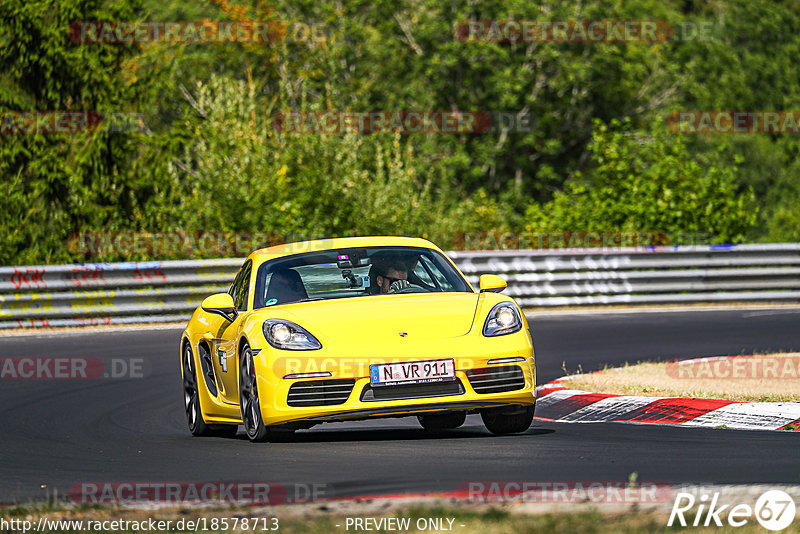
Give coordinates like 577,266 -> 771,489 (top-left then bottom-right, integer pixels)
369,258 -> 413,294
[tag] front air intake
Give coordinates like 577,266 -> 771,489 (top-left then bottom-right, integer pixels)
360,379 -> 465,402
287,379 -> 355,407
466,365 -> 525,394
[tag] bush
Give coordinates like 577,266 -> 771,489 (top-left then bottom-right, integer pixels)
524,119 -> 758,245
159,74 -> 447,253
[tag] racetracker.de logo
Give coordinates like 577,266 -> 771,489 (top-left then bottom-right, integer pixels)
69,482 -> 329,505
455,20 -> 673,42
667,111 -> 800,134
274,356 -> 532,378
0,111 -> 145,135
461,481 -> 674,503
271,111 -> 493,134
450,230 -> 675,251
666,355 -> 800,380
68,231 -> 288,258
0,357 -> 145,379
68,21 -> 283,44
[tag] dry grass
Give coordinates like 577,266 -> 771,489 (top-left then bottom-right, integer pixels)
560,353 -> 800,402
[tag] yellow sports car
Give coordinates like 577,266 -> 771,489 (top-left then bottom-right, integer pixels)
180,236 -> 536,442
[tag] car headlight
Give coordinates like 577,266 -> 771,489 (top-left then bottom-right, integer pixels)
262,319 -> 322,350
483,303 -> 522,337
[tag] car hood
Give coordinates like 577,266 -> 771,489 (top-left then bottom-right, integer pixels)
265,293 -> 481,342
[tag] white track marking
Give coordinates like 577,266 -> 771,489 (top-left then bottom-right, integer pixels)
560,395 -> 662,422
682,402 -> 800,430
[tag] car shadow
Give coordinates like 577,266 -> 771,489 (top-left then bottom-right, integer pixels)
229,425 -> 555,443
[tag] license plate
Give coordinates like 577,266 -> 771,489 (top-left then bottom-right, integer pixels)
370,358 -> 456,386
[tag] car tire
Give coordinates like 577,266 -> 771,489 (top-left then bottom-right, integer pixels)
418,411 -> 467,432
239,344 -> 270,442
481,404 -> 535,435
183,342 -> 238,437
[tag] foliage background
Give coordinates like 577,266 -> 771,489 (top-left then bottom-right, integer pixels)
0,0 -> 797,264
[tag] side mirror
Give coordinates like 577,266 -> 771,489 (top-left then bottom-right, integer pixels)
201,293 -> 238,322
479,274 -> 507,293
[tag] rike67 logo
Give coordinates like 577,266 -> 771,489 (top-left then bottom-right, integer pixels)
669,489 -> 796,530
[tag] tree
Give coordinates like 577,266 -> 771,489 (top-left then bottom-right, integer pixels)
0,0 -> 144,264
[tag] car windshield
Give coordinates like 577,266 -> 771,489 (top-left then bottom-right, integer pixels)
253,246 -> 472,308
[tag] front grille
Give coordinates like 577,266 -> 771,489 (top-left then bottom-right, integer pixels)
360,379 -> 465,402
466,365 -> 526,394
287,379 -> 355,407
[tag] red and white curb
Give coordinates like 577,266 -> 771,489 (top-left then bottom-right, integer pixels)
535,375 -> 800,432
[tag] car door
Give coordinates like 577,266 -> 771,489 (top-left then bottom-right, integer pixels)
208,259 -> 252,405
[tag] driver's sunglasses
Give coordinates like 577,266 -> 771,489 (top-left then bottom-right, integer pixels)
381,275 -> 405,284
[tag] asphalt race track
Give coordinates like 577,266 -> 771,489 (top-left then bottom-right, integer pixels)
1,308 -> 799,503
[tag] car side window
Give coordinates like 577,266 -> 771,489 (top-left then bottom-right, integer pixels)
228,268 -> 242,299
230,260 -> 252,311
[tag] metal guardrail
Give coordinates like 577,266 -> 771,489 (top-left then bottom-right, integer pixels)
449,243 -> 800,307
0,259 -> 240,329
1,244 -> 799,328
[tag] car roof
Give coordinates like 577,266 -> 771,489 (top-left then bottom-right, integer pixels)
249,236 -> 442,263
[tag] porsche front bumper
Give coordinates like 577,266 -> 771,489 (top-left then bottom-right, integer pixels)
257,354 -> 536,427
